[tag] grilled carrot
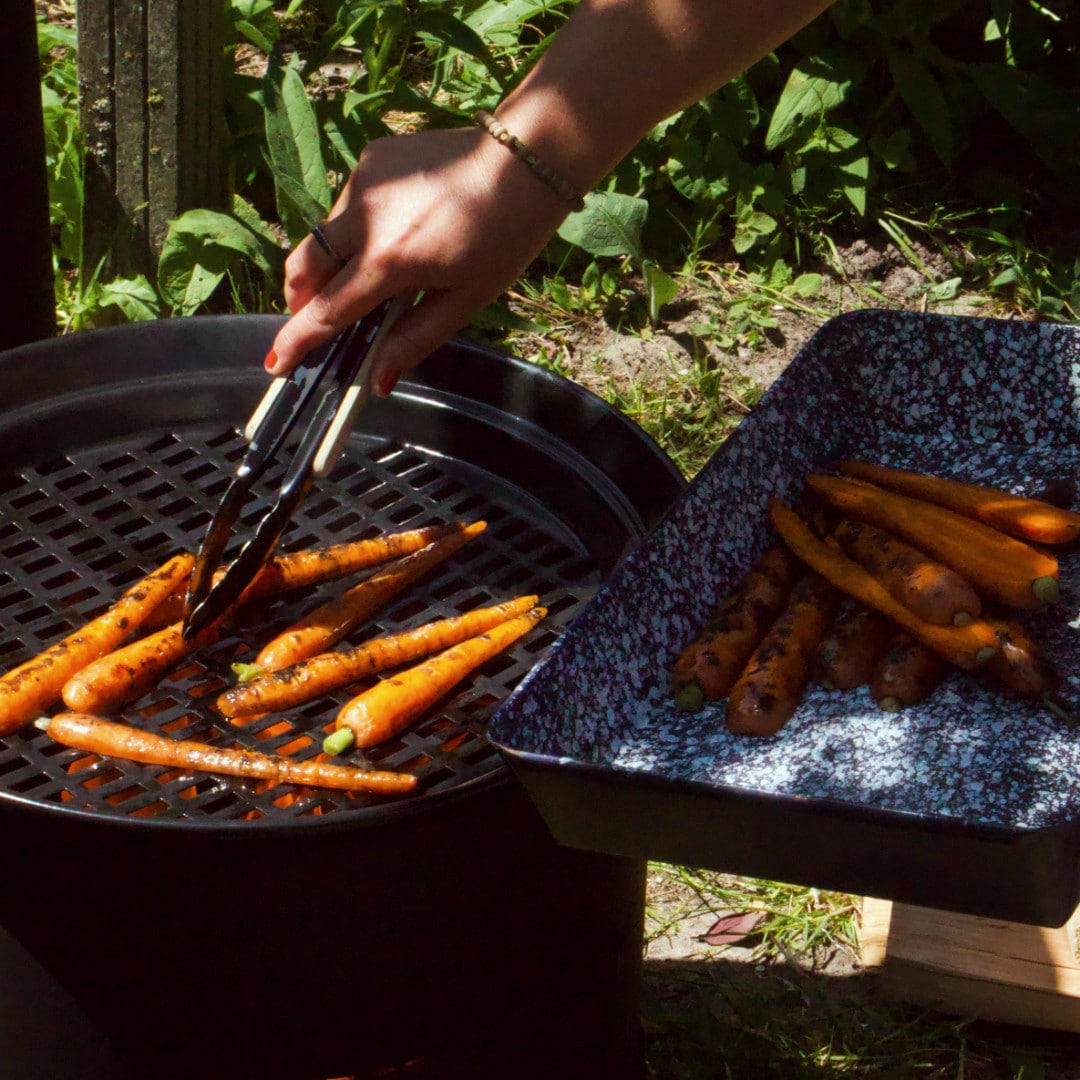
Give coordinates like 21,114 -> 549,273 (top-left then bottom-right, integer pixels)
327,606 -> 546,753
0,553 -> 194,736
840,460 -> 1080,545
768,498 -> 999,670
254,521 -> 487,672
144,522 -> 468,627
811,602 -> 895,691
61,619 -> 217,714
672,545 -> 802,710
725,572 -> 838,737
216,595 -> 539,719
833,518 -> 982,626
806,474 -> 1059,610
37,713 -> 417,794
870,631 -> 949,712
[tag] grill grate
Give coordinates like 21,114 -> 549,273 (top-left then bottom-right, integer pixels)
0,423 -> 600,824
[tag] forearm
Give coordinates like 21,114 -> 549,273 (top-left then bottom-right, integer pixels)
494,0 -> 834,194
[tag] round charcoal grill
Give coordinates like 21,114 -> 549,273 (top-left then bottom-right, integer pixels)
0,316 -> 684,1080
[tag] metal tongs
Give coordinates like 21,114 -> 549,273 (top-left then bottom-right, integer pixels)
180,296 -> 407,641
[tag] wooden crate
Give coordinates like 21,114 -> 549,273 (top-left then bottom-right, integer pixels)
861,897 -> 1080,1033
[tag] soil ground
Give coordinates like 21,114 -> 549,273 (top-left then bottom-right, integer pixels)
519,234 -> 1004,404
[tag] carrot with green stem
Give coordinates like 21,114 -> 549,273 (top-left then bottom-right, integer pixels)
833,518 -> 982,627
36,713 -> 417,794
870,631 -> 949,712
0,553 -> 194,736
254,521 -> 487,673
62,521 -> 487,714
217,594 -> 539,719
144,522 -> 469,627
768,498 -> 999,670
806,473 -> 1059,610
325,606 -> 547,754
840,460 -> 1080,545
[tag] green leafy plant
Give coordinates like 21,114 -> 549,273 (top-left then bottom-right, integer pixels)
40,0 -> 1078,331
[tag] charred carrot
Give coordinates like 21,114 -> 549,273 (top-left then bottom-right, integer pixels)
725,572 -> 838,737
811,602 -> 895,691
327,606 -> 546,753
840,460 -> 1080,545
672,545 -> 802,710
834,518 -> 982,626
144,522 -> 469,627
61,619 -> 217,714
0,553 -> 194,736
254,521 -> 487,672
806,474 -> 1059,610
870,631 -> 949,712
768,498 -> 999,670
37,713 -> 417,794
216,595 -> 539,719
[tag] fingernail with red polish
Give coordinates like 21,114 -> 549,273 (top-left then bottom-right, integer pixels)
376,370 -> 400,397
264,348 -> 278,373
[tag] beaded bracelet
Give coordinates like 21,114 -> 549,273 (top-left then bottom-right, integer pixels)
474,110 -> 586,213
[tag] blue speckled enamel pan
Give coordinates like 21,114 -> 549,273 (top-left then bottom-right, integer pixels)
489,309 -> 1080,927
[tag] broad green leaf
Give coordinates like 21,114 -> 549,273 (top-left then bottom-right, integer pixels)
839,152 -> 869,214
643,261 -> 679,323
557,192 -> 648,259
870,128 -> 913,171
413,9 -> 507,90
273,168 -> 335,244
665,134 -> 739,203
99,276 -> 160,321
234,18 -> 276,55
886,48 -> 952,167
791,272 -> 823,298
965,62 -> 1080,176
765,58 -> 849,150
925,276 -> 962,301
157,209 -> 278,313
231,195 -> 286,256
264,64 -> 332,233
733,210 -> 777,254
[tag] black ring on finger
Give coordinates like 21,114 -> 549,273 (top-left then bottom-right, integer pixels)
311,223 -> 349,268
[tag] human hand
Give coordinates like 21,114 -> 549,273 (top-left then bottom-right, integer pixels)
266,124 -> 573,395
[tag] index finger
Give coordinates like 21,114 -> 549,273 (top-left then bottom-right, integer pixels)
268,259 -> 395,376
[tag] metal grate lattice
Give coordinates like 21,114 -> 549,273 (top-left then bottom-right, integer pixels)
0,423 -> 599,824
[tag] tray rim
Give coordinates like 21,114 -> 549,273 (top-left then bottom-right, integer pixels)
487,308 -> 1080,922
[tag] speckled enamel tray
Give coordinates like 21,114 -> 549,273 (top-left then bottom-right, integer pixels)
489,309 -> 1080,927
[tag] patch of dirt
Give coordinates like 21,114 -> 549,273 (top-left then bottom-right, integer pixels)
542,235 -> 1011,401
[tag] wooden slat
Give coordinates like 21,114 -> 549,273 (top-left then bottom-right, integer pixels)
79,0 -> 228,278
861,897 -> 1080,1033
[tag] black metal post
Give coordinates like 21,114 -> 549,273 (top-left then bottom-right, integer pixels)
0,0 -> 57,349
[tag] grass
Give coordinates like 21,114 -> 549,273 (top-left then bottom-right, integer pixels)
639,865 -> 1075,1079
